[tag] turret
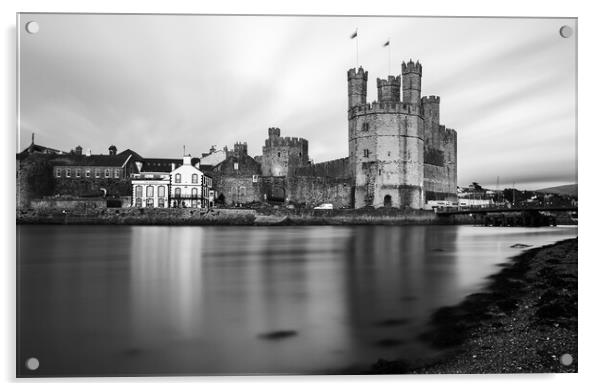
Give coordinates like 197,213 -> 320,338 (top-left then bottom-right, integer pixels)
268,127 -> 281,139
421,95 -> 440,126
233,141 -> 248,157
74,145 -> 83,155
377,75 -> 401,103
402,60 -> 422,104
108,145 -> 117,156
347,67 -> 368,109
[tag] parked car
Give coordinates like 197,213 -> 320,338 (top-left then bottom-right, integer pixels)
314,203 -> 334,210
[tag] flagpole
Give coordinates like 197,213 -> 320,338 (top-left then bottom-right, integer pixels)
356,33 -> 359,67
388,38 -> 391,75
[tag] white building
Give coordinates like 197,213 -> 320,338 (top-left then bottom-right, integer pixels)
170,155 -> 212,208
131,172 -> 170,208
131,155 -> 213,209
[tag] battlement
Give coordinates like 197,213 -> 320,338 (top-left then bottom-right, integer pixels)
265,136 -> 308,148
421,95 -> 440,104
347,67 -> 368,80
376,75 -> 401,87
402,60 -> 422,75
348,101 -> 422,119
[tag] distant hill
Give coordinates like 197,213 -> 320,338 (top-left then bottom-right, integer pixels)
535,184 -> 578,197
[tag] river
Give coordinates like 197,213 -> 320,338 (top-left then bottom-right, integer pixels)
16,224 -> 577,376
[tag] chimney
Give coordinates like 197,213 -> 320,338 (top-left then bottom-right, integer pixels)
183,155 -> 192,166
108,145 -> 117,156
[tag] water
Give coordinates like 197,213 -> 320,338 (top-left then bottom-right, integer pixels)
17,224 -> 577,376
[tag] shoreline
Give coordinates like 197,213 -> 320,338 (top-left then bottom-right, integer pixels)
369,238 -> 578,374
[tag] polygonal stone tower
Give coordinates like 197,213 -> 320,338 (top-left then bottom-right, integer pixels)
347,62 -> 425,210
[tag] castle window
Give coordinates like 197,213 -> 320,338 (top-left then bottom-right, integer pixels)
105,169 -> 111,178
277,152 -> 281,158
175,173 -> 181,183
85,169 -> 91,178
363,149 -> 370,158
388,151 -> 391,157
192,173 -> 198,183
76,169 -> 81,178
114,169 -> 120,178
146,186 -> 154,197
362,123 -> 369,132
66,168 -> 71,178
55,168 -> 61,177
299,152 -> 302,157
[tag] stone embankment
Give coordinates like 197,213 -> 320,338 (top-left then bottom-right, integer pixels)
16,206 -> 465,225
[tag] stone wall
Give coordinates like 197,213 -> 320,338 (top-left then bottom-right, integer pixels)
285,176 -> 352,208
54,177 -> 131,197
295,157 -> 351,178
212,175 -> 261,205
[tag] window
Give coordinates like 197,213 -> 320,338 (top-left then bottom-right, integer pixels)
135,186 -> 142,198
277,152 -> 281,158
158,186 -> 165,198
362,123 -> 369,132
146,198 -> 154,208
158,198 -> 165,208
135,198 -> 142,207
252,175 -> 258,183
146,186 -> 154,197
95,169 -> 100,178
234,162 -> 239,170
66,168 -> 71,178
192,174 -> 198,183
175,173 -> 181,183
114,169 -> 120,178
105,169 -> 111,178
363,149 -> 370,158
192,188 -> 198,197
175,187 -> 181,197
55,168 -> 61,177
76,168 -> 81,178
387,151 -> 391,157
85,169 -> 91,178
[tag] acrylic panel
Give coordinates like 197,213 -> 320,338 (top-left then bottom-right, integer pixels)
16,14 -> 577,377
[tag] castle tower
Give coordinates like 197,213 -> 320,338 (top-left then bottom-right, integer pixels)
377,75 -> 401,103
421,95 -> 440,146
402,60 -> 422,104
347,67 -> 368,109
262,128 -> 309,177
348,66 -> 424,210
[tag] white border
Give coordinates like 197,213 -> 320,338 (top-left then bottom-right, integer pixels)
3,1 -> 599,390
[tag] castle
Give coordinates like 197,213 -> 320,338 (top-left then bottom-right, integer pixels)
17,59 -> 457,211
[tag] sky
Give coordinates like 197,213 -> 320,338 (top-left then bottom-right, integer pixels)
18,14 -> 577,190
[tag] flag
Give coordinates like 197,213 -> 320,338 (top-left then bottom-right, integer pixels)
350,29 -> 358,39
383,40 -> 390,47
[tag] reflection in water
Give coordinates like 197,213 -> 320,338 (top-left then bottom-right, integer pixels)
17,224 -> 577,376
